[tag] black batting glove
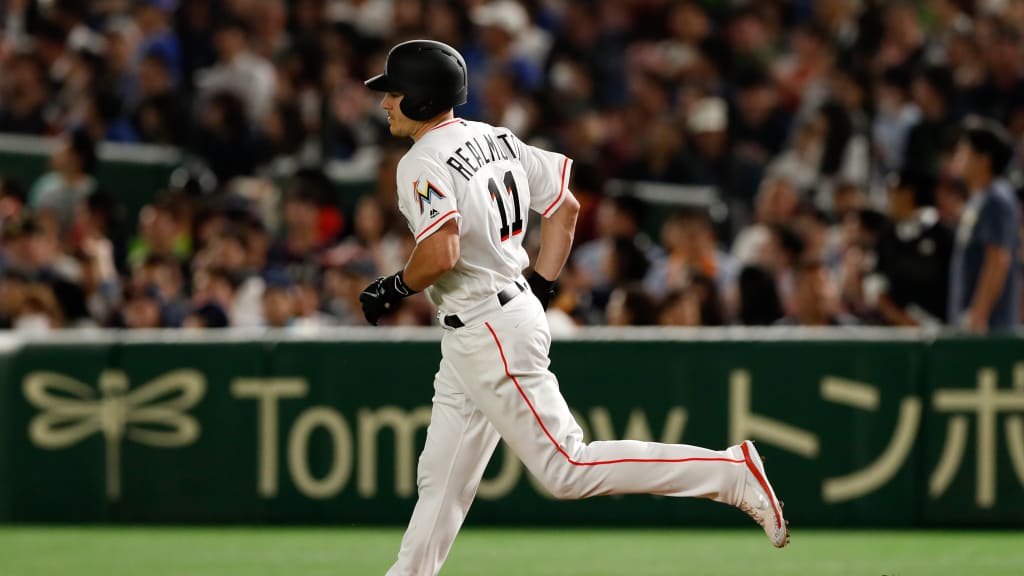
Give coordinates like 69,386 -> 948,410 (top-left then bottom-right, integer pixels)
360,271 -> 417,326
527,270 -> 556,310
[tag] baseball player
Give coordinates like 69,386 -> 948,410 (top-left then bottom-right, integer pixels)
360,40 -> 789,576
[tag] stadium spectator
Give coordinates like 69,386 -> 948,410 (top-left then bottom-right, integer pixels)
0,268 -> 30,329
0,54 -> 49,134
872,170 -> 953,326
872,66 -> 920,178
76,234 -> 121,326
903,66 -> 958,178
0,178 -> 28,229
657,288 -> 701,327
190,266 -> 237,324
646,208 -> 735,299
606,283 -> 657,327
98,15 -> 138,103
658,274 -> 724,327
774,23 -> 832,116
1,217 -> 38,274
969,22 -> 1024,125
194,91 -> 262,182
947,116 -> 1021,333
606,237 -> 651,292
25,224 -> 90,328
732,174 -> 800,266
268,170 -> 336,278
14,282 -> 64,332
28,129 -> 98,243
810,100 -> 871,211
261,268 -> 297,329
257,101 -> 307,167
836,208 -> 886,320
472,0 -> 544,94
935,176 -> 969,230
777,259 -> 858,327
322,256 -> 374,326
297,276 -> 335,330
832,181 -> 869,220
133,51 -> 187,145
183,301 -> 229,329
763,116 -> 823,196
573,195 -> 651,294
621,117 -> 690,184
127,194 -> 190,269
247,0 -> 291,61
133,0 -> 182,87
194,17 -> 275,123
76,190 -> 123,262
132,254 -> 187,326
53,49 -> 105,133
82,90 -> 139,144
790,202 -> 840,270
239,213 -> 271,274
345,195 -> 405,277
761,224 -> 806,315
729,67 -> 791,200
687,96 -> 731,188
115,283 -> 164,329
197,227 -> 264,327
690,272 -> 726,327
736,265 -> 785,326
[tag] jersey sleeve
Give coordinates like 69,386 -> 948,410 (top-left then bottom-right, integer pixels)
513,133 -> 573,218
395,155 -> 461,244
976,193 -> 1017,250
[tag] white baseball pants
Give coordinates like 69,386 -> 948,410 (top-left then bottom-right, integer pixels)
386,289 -> 748,576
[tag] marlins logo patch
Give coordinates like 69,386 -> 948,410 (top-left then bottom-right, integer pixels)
413,178 -> 446,214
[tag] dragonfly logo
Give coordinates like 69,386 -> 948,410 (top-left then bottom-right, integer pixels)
23,369 -> 206,501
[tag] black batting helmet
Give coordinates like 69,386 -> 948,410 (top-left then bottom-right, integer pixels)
364,40 -> 468,121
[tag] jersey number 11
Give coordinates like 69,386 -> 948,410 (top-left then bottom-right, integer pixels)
488,170 -> 523,241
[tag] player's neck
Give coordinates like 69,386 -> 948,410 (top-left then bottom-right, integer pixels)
411,112 -> 456,142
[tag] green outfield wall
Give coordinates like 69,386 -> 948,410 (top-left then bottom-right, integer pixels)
1,329 -> 1022,527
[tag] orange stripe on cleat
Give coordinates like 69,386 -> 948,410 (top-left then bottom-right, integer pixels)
741,442 -> 783,530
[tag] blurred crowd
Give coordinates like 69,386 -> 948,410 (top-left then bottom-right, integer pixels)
0,0 -> 1023,333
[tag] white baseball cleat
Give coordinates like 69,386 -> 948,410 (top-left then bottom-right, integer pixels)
729,440 -> 789,548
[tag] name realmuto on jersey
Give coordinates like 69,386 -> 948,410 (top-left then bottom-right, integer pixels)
445,132 -> 519,182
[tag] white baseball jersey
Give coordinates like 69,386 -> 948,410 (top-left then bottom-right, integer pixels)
394,118 -> 572,312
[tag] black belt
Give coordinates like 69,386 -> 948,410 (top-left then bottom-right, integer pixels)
443,281 -> 527,328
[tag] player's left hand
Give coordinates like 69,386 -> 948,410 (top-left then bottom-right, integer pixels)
527,270 -> 556,310
360,272 -> 416,326
360,277 -> 391,326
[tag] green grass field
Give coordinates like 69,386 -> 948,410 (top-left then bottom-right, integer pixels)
0,527 -> 1021,575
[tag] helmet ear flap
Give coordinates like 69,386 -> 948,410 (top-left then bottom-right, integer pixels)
399,93 -> 435,121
